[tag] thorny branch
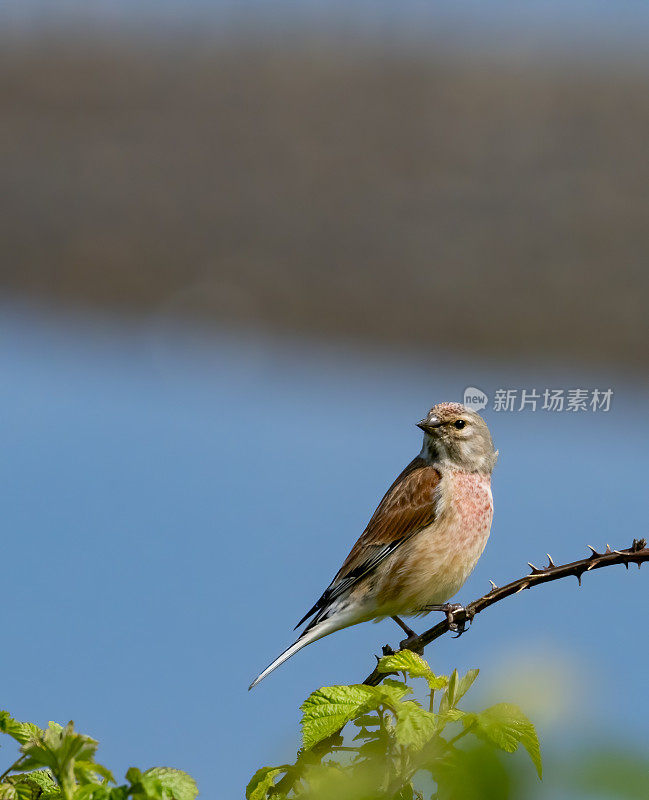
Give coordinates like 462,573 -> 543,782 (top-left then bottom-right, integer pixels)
363,537 -> 648,686
273,538 -> 649,795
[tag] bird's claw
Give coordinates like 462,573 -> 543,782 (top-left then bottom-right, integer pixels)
441,603 -> 474,637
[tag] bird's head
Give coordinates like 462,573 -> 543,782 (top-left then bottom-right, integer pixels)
417,401 -> 497,474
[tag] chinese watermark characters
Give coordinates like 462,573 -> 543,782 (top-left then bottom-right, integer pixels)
463,387 -> 613,412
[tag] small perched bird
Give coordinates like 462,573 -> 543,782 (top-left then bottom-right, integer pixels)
249,401 -> 497,689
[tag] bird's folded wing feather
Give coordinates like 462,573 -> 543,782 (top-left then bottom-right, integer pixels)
295,457 -> 441,629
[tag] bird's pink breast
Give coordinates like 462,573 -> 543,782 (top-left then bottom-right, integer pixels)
447,469 -> 494,547
374,469 -> 493,614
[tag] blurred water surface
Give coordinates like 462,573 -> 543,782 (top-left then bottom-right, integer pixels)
1,302 -> 647,797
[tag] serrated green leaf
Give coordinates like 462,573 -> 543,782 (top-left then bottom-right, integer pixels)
13,785 -> 33,800
373,682 -> 412,707
74,761 -> 114,787
245,766 -> 288,800
9,770 -> 60,799
455,669 -> 479,703
0,785 -> 16,800
439,708 -> 465,724
0,713 -> 43,746
439,668 -> 479,714
464,703 -> 542,778
377,651 -> 448,690
21,722 -> 99,794
380,678 -> 414,695
300,685 -> 383,750
393,702 -> 438,750
143,769 -> 197,800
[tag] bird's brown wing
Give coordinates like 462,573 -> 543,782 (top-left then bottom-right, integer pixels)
295,457 -> 441,630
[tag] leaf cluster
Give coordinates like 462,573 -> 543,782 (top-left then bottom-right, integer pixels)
0,712 -> 198,800
247,651 -> 541,799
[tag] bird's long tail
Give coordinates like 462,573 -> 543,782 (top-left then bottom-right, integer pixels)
248,617 -> 339,690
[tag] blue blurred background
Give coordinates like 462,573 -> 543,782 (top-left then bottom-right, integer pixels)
1,3 -> 648,799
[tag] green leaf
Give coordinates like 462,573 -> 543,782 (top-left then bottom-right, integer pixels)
125,769 -> 142,786
72,786 -> 108,800
299,761 -> 348,795
74,762 -> 115,787
20,722 -> 99,794
377,651 -> 448,690
12,786 -> 34,800
8,770 -> 60,799
351,727 -> 373,741
143,769 -> 197,800
373,682 -> 412,708
464,703 -> 542,779
356,738 -> 387,759
393,702 -> 438,750
245,766 -> 288,800
0,713 -> 43,746
380,678 -> 414,695
300,685 -> 383,750
455,669 -> 479,703
352,714 -> 380,728
438,669 -> 479,714
430,709 -> 463,738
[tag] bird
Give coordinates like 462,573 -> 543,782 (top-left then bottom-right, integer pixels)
249,401 -> 497,690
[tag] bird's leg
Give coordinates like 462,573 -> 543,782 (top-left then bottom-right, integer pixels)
391,616 -> 418,638
390,616 -> 425,654
390,617 -> 427,655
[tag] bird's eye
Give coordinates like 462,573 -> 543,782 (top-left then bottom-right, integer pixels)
453,420 -> 466,429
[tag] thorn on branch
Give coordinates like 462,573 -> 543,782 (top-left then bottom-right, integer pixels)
546,553 -> 555,568
587,544 -> 599,557
605,543 -> 612,554
489,580 -> 498,591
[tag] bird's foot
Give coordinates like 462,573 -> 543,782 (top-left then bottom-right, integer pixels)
439,603 -> 474,637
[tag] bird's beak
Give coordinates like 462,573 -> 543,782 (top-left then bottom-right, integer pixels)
417,414 -> 442,434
